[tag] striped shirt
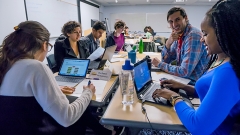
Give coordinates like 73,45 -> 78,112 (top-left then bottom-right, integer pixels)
159,24 -> 209,81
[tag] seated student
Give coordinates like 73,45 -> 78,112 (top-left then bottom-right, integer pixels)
152,7 -> 209,83
54,21 -> 89,72
144,26 -> 153,39
140,0 -> 240,134
124,26 -> 129,37
0,21 -> 123,135
79,21 -> 106,54
105,20 -> 125,51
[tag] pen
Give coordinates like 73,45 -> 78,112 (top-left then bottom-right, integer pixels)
88,80 -> 91,86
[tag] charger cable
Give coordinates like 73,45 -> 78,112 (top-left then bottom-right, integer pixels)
141,100 -> 158,134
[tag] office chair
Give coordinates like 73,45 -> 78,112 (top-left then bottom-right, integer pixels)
46,54 -> 57,73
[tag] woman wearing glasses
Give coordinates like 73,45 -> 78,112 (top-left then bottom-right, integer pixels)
54,21 -> 90,72
0,21 -> 122,135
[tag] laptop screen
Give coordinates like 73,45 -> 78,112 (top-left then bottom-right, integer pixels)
59,59 -> 89,77
134,60 -> 151,92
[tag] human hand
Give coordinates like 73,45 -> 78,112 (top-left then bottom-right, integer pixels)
152,57 -> 161,67
83,84 -> 96,94
152,88 -> 178,100
60,86 -> 75,94
166,31 -> 179,49
160,79 -> 185,89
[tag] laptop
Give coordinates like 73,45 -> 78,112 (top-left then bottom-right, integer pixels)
134,58 -> 194,108
55,58 -> 89,86
133,58 -> 172,106
88,45 -> 117,70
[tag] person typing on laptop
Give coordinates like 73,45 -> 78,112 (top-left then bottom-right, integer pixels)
0,21 -> 123,135
141,1 -> 240,134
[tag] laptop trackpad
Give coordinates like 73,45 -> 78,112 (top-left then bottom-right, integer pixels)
56,81 -> 77,87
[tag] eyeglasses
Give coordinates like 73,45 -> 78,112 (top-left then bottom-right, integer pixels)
48,43 -> 53,52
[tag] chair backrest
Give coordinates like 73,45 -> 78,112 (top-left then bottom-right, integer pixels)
46,54 -> 57,72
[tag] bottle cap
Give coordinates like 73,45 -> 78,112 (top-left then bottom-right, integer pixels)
122,59 -> 134,70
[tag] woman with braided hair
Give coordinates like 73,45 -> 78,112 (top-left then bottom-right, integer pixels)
139,0 -> 240,135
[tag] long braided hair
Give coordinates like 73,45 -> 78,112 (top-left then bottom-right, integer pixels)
204,0 -> 240,78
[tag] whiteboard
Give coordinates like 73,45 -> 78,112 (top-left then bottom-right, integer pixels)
0,0 -> 26,42
80,1 -> 99,33
146,13 -> 171,32
110,13 -> 146,32
110,13 -> 171,32
26,0 -> 79,37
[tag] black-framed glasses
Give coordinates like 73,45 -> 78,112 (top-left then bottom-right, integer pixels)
48,43 -> 53,52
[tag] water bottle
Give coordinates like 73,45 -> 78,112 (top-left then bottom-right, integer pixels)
120,59 -> 134,105
139,38 -> 143,54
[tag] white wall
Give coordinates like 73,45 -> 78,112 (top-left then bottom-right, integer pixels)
102,5 -> 212,37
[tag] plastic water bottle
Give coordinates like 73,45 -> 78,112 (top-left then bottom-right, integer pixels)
120,59 -> 134,105
139,38 -> 143,54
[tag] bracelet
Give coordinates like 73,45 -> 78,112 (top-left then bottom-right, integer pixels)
172,97 -> 183,106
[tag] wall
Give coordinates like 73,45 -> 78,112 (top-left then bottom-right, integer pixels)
102,5 -> 212,37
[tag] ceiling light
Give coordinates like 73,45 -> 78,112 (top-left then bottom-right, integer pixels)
147,0 -> 149,2
176,0 -> 184,2
115,0 -> 118,3
209,0 -> 211,1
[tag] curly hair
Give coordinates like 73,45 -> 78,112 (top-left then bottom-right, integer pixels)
114,20 -> 125,30
204,0 -> 240,78
61,21 -> 81,37
0,21 -> 50,85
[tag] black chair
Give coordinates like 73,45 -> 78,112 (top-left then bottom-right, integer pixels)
46,54 -> 57,73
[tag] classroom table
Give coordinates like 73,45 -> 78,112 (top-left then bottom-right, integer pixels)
100,52 -> 189,132
56,73 -> 119,107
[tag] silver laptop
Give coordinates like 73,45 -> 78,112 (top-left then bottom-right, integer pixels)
133,58 -> 171,106
55,58 -> 89,86
88,45 -> 117,70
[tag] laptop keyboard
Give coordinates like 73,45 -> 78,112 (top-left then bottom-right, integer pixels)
142,83 -> 160,99
55,76 -> 84,83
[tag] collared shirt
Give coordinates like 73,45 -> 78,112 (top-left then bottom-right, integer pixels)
159,24 -> 209,81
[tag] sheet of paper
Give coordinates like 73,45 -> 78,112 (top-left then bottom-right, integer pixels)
70,79 -> 107,97
87,47 -> 105,61
151,72 -> 191,85
111,58 -> 125,62
143,52 -> 159,56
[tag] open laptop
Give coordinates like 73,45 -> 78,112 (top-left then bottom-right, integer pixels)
133,58 -> 172,106
55,58 -> 89,86
88,45 -> 117,70
134,58 -> 194,108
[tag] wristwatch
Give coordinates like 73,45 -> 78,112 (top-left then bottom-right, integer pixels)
169,95 -> 183,106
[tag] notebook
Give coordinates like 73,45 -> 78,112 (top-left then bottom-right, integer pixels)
133,58 -> 171,106
88,45 -> 117,70
55,58 -> 89,87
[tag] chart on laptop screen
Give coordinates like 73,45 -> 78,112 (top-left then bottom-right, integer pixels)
59,59 -> 88,76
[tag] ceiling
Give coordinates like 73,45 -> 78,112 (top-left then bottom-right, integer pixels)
90,0 -> 218,6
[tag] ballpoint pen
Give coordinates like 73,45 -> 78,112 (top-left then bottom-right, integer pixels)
88,80 -> 91,86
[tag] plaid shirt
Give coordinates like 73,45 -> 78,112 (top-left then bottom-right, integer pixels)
159,24 -> 209,81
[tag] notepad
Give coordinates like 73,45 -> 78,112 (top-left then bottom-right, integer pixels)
70,79 -> 107,97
